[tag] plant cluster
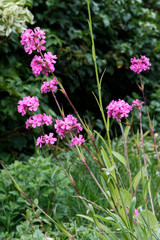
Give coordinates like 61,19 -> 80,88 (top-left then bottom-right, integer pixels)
1,0 -> 160,163
1,1 -> 160,240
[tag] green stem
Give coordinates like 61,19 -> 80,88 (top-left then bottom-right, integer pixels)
87,0 -> 116,175
138,110 -> 155,215
139,75 -> 160,162
119,122 -> 133,197
40,127 -> 87,207
130,125 -> 145,202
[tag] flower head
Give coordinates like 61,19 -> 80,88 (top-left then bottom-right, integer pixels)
130,56 -> 151,74
41,78 -> 58,93
26,113 -> 53,129
70,135 -> 85,147
44,133 -> 57,145
20,27 -> 46,54
132,99 -> 144,110
54,114 -> 83,139
17,96 -> 39,116
106,99 -> 132,122
31,52 -> 57,77
36,133 -> 57,148
36,136 -> 44,148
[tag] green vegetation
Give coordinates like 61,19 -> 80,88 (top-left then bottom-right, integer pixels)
1,0 -> 160,239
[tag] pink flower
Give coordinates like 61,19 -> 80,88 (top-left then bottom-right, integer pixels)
126,208 -> 139,217
26,113 -> 53,129
41,78 -> 58,93
70,135 -> 85,147
36,133 -> 57,148
54,114 -> 83,139
36,136 -> 45,148
20,27 -> 46,54
107,99 -> 132,122
31,52 -> 57,77
42,113 -> 53,126
17,96 -> 39,116
130,56 -> 151,74
134,209 -> 139,217
44,133 -> 57,145
132,99 -> 144,110
126,208 -> 139,223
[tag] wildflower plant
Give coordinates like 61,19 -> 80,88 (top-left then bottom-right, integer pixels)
1,0 -> 160,239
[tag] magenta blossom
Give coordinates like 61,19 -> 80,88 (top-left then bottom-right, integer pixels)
41,78 -> 58,94
126,208 -> 139,223
36,133 -> 57,148
132,99 -> 144,110
36,136 -> 44,148
17,96 -> 39,116
130,55 -> 151,74
26,113 -> 53,129
20,27 -> 46,54
54,114 -> 83,139
70,135 -> 85,147
126,208 -> 139,217
31,52 -> 57,77
44,133 -> 57,145
107,99 -> 132,122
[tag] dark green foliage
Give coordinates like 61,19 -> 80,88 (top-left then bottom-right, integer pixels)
31,0 -> 160,114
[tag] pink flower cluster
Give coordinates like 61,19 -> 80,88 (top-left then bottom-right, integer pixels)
70,135 -> 85,147
41,78 -> 58,94
132,99 -> 144,110
31,52 -> 57,77
54,114 -> 83,139
20,27 -> 46,54
17,96 -> 39,116
36,133 -> 57,148
107,99 -> 132,121
130,56 -> 151,74
26,113 -> 53,129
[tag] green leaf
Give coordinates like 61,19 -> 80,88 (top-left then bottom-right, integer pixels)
137,210 -> 158,230
101,147 -> 112,168
132,167 -> 146,191
124,125 -> 130,141
33,229 -> 44,239
129,196 -> 136,230
112,151 -> 127,166
120,188 -> 132,207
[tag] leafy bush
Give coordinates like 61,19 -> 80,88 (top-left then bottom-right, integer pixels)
0,154 -> 71,236
1,2 -> 160,238
0,0 -> 34,37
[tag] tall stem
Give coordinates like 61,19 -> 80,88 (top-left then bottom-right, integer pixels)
87,0 -> 116,177
40,127 -> 88,209
83,158 -> 109,202
130,125 -> 145,201
119,122 -> 133,197
138,110 -> 155,214
82,144 -> 105,168
75,146 -> 110,203
139,75 -> 160,162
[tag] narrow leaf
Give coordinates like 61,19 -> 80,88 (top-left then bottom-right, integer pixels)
112,151 -> 127,166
